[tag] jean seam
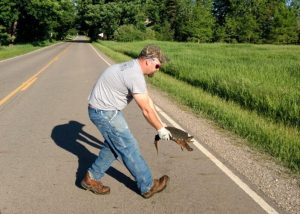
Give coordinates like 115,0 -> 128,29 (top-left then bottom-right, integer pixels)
109,110 -> 118,123
99,110 -> 118,123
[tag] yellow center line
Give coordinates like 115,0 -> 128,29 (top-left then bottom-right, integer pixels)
20,77 -> 37,91
0,45 -> 70,106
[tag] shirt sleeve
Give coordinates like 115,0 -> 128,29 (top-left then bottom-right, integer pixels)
124,67 -> 147,94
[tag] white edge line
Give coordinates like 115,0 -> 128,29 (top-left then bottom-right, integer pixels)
89,44 -> 111,66
91,44 -> 278,214
155,105 -> 278,214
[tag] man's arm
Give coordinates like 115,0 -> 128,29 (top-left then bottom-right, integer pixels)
133,93 -> 163,130
148,96 -> 166,126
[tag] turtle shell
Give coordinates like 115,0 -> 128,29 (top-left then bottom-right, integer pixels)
165,126 -> 191,140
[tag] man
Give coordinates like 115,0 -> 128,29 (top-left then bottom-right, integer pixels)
81,45 -> 172,199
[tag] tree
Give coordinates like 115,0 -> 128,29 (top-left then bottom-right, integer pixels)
213,0 -> 230,26
98,2 -> 122,39
0,0 -> 19,44
175,0 -> 214,42
223,0 -> 260,43
17,0 -> 61,42
143,0 -> 174,40
189,0 -> 215,42
81,3 -> 102,40
75,0 -> 93,35
257,0 -> 298,44
144,0 -> 162,27
287,0 -> 300,43
287,0 -> 300,13
54,0 -> 77,39
76,0 -> 146,40
213,0 -> 298,44
15,0 -> 76,43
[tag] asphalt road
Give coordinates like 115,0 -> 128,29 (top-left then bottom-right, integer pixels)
0,37 -> 282,214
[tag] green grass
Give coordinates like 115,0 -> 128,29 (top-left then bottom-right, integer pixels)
0,41 -> 58,60
94,41 -> 300,130
93,41 -> 300,172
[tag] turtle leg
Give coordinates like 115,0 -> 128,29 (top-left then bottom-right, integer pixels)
184,143 -> 193,151
177,139 -> 193,151
174,140 -> 184,151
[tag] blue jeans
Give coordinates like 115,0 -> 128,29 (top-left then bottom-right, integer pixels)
88,106 -> 153,194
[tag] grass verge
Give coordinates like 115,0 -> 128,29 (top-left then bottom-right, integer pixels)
0,41 -> 59,61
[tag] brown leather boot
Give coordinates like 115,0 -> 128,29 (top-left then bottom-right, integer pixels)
81,172 -> 110,195
142,175 -> 169,199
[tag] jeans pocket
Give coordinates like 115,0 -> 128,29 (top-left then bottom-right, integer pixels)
100,110 -> 116,121
99,111 -> 132,149
109,112 -> 129,133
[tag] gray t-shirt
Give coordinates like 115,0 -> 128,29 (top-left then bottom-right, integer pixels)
88,59 -> 147,110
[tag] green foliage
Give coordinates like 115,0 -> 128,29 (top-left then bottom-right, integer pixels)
0,0 -> 19,44
81,3 -> 103,40
269,2 -> 298,44
154,21 -> 174,41
190,3 -> 214,42
113,24 -> 144,41
155,0 -> 215,42
0,25 -> 10,45
1,0 -> 298,44
98,2 -> 122,40
144,28 -> 157,40
298,17 -> 300,43
214,0 -> 299,44
17,0 -> 61,42
144,0 -> 162,26
223,0 -> 260,43
55,0 -> 77,39
77,0 -> 147,41
113,24 -> 157,42
0,0 -> 76,44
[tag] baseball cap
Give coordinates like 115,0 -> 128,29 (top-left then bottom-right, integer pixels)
139,45 -> 169,63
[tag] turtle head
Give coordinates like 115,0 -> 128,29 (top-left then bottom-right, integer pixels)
187,136 -> 194,142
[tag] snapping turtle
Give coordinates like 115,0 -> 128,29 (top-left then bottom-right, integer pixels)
154,126 -> 194,153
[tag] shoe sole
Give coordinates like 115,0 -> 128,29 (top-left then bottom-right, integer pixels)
81,181 -> 110,195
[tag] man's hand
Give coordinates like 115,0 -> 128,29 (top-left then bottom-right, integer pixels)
158,127 -> 172,141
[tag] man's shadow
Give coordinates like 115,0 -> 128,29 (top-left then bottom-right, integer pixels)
51,120 -> 139,194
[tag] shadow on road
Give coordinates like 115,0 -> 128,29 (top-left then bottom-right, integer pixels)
51,120 -> 139,194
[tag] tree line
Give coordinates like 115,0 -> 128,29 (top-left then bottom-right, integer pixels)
0,0 -> 76,45
1,0 -> 299,45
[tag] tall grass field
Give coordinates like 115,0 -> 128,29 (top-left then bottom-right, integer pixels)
94,41 -> 300,173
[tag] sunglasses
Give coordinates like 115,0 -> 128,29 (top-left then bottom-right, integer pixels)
147,58 -> 161,69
